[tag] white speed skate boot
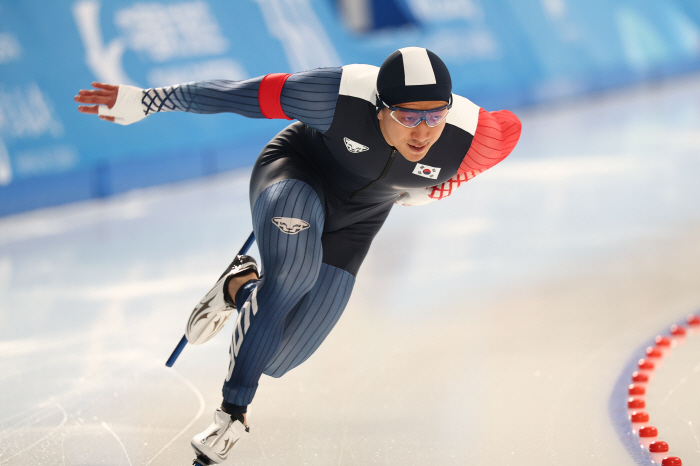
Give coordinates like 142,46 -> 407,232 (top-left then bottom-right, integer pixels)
191,409 -> 249,465
186,255 -> 258,345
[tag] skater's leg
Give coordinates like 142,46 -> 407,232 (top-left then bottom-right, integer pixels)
222,179 -> 325,408
191,127 -> 327,464
264,204 -> 393,377
263,263 -> 354,377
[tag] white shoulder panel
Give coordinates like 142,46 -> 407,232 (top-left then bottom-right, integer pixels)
339,64 -> 380,104
446,94 -> 480,136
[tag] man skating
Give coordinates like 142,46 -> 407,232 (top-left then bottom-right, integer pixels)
75,47 -> 521,464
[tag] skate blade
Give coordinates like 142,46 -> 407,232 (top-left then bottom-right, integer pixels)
192,455 -> 214,466
192,451 -> 216,466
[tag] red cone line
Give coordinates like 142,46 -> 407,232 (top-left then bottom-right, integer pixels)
624,314 -> 700,466
638,359 -> 655,371
628,398 -> 645,409
628,384 -> 645,396
655,336 -> 672,347
670,324 -> 686,336
650,441 -> 669,453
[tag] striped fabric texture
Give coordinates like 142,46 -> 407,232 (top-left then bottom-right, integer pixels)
279,67 -> 342,132
142,67 -> 342,133
429,108 -> 522,200
143,77 -> 265,118
458,109 -> 521,174
222,179 -> 326,407
263,263 -> 355,378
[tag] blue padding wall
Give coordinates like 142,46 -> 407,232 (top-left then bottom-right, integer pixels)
1,0 -> 699,216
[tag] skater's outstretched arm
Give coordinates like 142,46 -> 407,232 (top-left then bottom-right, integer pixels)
74,68 -> 343,130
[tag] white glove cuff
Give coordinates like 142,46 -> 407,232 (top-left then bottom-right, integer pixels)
98,85 -> 146,125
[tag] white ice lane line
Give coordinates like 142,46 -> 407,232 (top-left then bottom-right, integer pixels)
256,424 -> 270,465
144,367 -> 205,466
0,403 -> 55,438
102,421 -> 133,466
659,359 -> 700,406
0,401 -> 67,465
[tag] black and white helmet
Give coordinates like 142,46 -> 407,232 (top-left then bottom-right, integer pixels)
376,47 -> 452,107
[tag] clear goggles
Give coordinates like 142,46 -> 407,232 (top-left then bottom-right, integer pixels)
379,96 -> 452,128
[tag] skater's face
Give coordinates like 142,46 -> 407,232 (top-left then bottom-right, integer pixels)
378,100 -> 449,162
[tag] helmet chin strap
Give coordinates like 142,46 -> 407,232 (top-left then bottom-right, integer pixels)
375,93 -> 384,114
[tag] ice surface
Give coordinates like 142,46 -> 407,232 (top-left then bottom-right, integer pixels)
1,74 -> 700,465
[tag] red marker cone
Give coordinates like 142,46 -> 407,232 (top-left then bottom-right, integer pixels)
655,336 -> 672,356
630,411 -> 649,434
639,426 -> 658,449
632,371 -> 649,384
646,347 -> 663,366
670,325 -> 686,345
662,457 -> 682,466
628,397 -> 646,415
629,384 -> 646,396
649,440 -> 669,464
638,359 -> 655,379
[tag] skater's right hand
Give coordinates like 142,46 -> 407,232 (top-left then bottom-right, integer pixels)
74,82 -> 119,122
74,82 -> 147,125
395,188 -> 436,206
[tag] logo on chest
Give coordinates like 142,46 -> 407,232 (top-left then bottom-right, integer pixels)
412,163 -> 441,179
343,137 -> 369,153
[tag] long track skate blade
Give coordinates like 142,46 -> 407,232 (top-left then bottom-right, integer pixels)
192,455 -> 214,466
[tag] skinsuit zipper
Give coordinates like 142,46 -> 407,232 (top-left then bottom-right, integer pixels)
349,148 -> 397,199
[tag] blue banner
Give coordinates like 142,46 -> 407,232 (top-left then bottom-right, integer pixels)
1,0 -> 699,216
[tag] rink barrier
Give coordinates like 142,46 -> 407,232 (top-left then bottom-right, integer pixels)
609,312 -> 700,465
165,231 -> 256,368
0,138 -> 268,217
4,1 -> 700,218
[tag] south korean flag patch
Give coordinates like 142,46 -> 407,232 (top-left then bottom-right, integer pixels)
412,163 -> 441,180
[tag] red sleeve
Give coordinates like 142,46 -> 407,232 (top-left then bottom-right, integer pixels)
258,73 -> 293,120
428,108 -> 521,200
459,108 -> 521,174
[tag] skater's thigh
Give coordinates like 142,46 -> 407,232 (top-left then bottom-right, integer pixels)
251,179 -> 325,296
248,129 -> 329,279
